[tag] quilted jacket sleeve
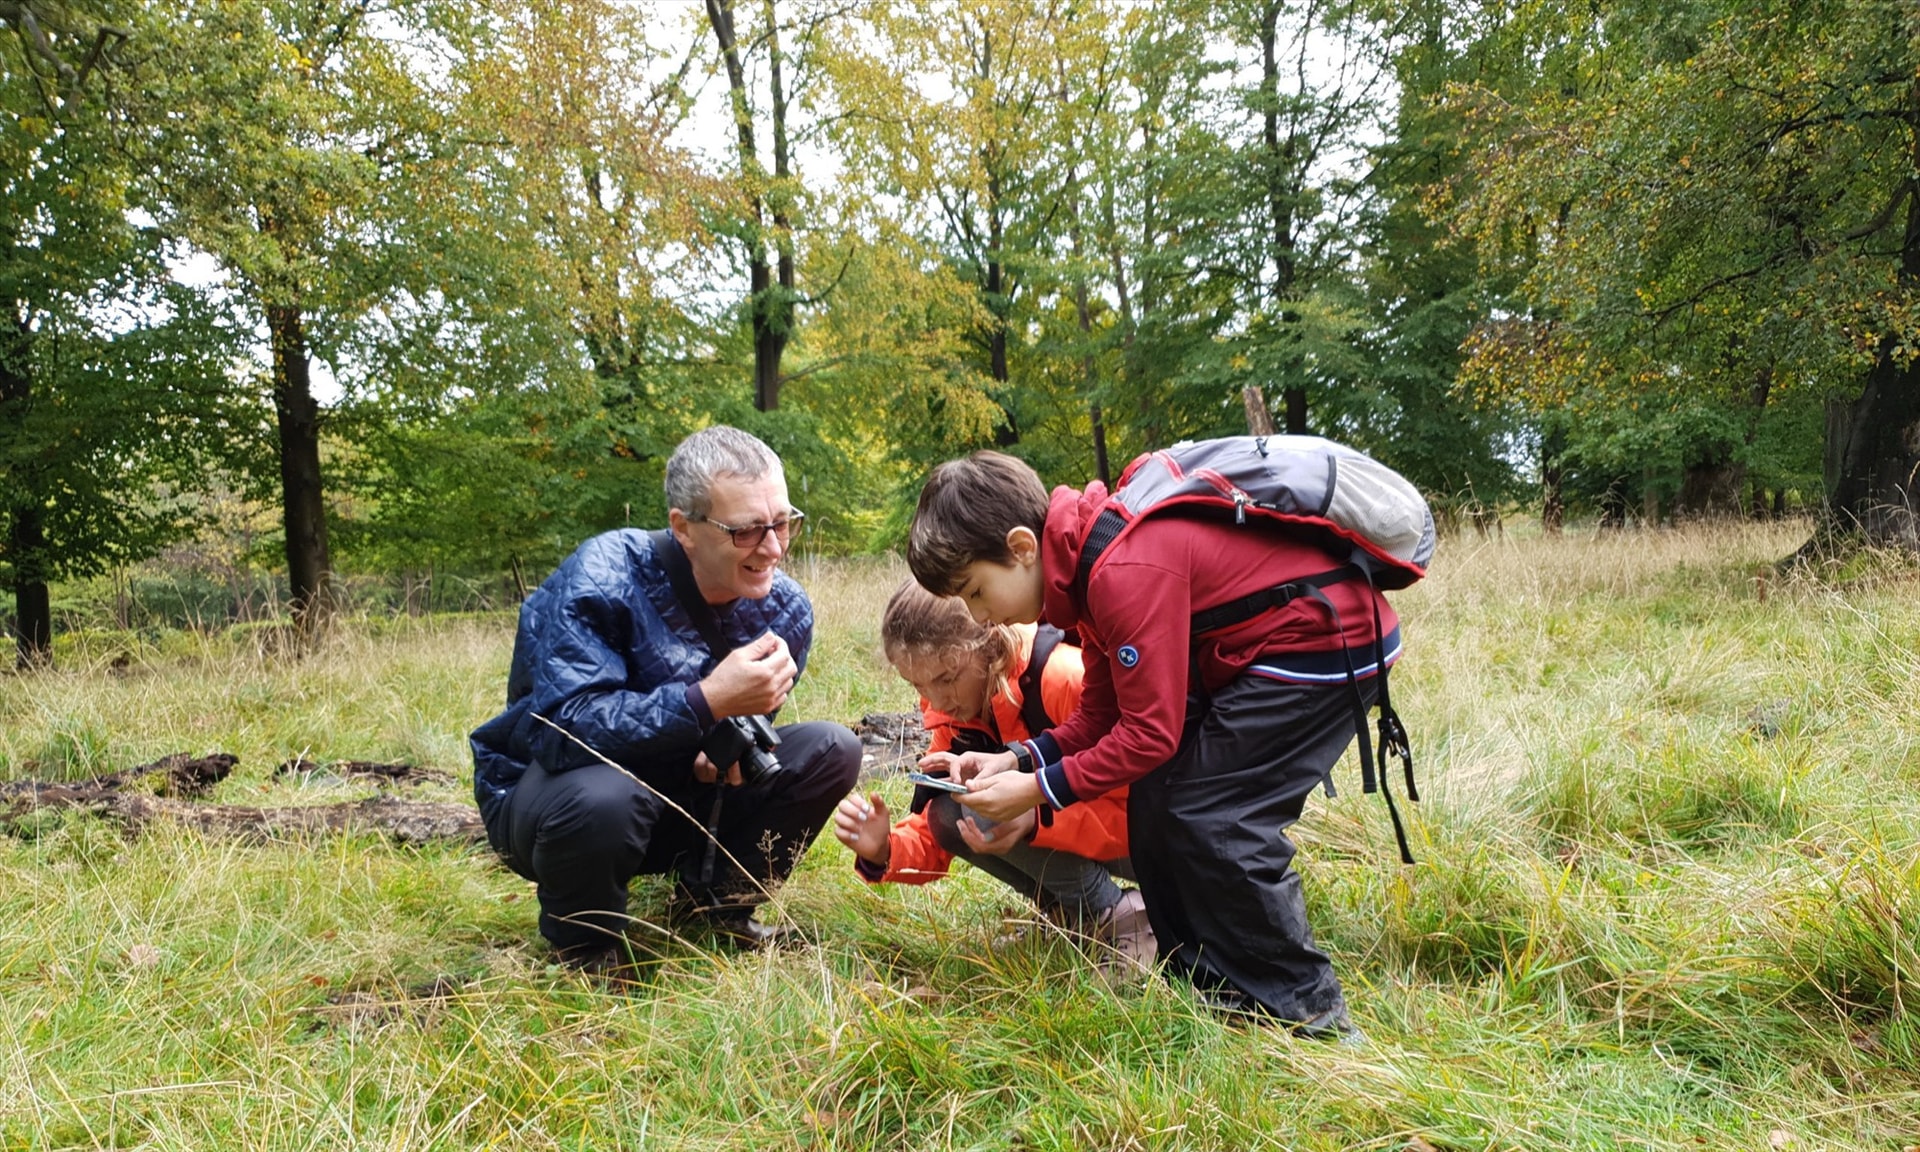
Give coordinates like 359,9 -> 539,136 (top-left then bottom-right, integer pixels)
523,573 -> 705,773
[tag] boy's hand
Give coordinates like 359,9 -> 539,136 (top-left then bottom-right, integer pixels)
701,632 -> 797,718
956,807 -> 1036,857
832,792 -> 891,867
958,771 -> 1042,824
945,749 -> 1018,784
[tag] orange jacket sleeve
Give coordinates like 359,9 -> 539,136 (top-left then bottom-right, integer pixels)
870,809 -> 956,885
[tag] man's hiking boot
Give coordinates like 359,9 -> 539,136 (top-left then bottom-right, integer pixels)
556,942 -> 648,987
665,889 -> 799,952
1091,888 -> 1157,976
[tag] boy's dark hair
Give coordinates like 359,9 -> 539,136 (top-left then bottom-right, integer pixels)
908,451 -> 1049,594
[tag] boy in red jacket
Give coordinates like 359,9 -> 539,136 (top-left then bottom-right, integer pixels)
908,451 -> 1400,1037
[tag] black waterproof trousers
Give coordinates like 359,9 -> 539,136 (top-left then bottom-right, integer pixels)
1127,673 -> 1373,1024
496,721 -> 861,954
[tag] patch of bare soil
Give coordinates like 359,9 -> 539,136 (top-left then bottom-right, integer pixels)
306,976 -> 466,1031
853,712 -> 928,779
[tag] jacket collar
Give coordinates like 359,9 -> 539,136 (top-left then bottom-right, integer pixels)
1041,481 -> 1105,630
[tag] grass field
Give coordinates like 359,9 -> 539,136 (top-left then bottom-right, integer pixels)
1,524 -> 1917,1151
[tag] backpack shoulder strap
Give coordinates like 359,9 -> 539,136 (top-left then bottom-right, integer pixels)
649,529 -> 733,662
1017,624 -> 1066,735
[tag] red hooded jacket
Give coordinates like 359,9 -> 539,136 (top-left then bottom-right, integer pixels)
1031,482 -> 1400,807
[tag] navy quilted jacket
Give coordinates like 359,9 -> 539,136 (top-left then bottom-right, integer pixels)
469,528 -> 814,825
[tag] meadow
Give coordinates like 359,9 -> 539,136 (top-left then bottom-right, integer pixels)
0,523 -> 1916,1151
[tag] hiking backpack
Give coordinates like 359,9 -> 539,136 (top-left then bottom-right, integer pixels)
1076,434 -> 1433,863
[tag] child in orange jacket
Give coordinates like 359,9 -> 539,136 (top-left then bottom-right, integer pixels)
832,581 -> 1152,963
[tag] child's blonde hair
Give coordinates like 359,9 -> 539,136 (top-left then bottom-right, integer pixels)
880,579 -> 1018,695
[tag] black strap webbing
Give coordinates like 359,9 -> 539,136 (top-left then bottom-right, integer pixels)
1018,624 -> 1065,736
650,529 -> 736,884
650,529 -> 732,664
1189,565 -> 1361,636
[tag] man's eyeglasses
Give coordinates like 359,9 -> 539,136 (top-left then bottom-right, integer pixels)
693,510 -> 806,550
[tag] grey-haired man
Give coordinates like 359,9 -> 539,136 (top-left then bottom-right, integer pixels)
471,426 -> 860,965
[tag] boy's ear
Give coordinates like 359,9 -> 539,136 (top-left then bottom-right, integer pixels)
1005,526 -> 1039,566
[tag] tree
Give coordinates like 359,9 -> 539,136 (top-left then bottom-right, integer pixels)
1,0 -> 235,667
133,0 -> 474,637
1450,0 -> 1920,550
830,0 -> 1095,448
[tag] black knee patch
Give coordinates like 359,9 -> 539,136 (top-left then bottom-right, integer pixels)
926,794 -> 969,856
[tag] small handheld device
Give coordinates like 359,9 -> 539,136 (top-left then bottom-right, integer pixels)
906,771 -> 970,795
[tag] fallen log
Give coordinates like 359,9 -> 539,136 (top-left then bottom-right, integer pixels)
1,753 -> 484,845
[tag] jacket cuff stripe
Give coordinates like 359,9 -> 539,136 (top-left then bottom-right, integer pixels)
1037,760 -> 1078,809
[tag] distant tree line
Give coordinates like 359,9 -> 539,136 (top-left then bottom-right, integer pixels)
3,0 -> 1914,666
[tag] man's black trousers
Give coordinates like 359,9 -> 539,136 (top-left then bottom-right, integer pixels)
495,721 -> 861,954
1127,673 -> 1375,1025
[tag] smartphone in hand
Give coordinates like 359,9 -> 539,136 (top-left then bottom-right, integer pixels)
906,771 -> 969,795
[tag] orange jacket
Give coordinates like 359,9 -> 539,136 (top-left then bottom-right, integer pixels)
870,624 -> 1131,884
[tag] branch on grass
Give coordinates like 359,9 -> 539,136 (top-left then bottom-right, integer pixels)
0,753 -> 484,845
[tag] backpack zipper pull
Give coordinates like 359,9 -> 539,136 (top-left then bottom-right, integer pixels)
1233,490 -> 1248,524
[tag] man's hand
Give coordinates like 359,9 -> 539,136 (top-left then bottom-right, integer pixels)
832,792 -> 892,867
691,751 -> 744,787
958,770 -> 1043,824
943,749 -> 1018,784
956,807 -> 1036,857
700,632 -> 797,718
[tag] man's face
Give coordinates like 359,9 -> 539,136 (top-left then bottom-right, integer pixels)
953,557 -> 1044,627
672,470 -> 797,605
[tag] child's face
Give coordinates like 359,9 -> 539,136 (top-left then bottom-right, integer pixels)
953,556 -> 1043,627
892,649 -> 992,723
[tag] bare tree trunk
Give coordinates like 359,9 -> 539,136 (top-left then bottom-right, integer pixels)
707,0 -> 791,411
1542,424 -> 1565,536
1799,84 -> 1920,559
268,302 -> 332,639
1243,385 -> 1278,435
0,313 -> 50,668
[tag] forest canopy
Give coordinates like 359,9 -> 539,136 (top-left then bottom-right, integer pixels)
3,0 -> 1917,665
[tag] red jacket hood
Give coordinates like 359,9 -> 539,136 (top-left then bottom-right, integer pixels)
1041,482 -> 1105,631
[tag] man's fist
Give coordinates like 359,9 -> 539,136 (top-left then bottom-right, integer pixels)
701,631 -> 797,719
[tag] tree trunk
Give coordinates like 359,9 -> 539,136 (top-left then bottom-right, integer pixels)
1283,386 -> 1307,435
1803,86 -> 1920,557
1,315 -> 50,668
268,303 -> 332,638
1260,1 -> 1306,437
9,508 -> 50,670
1541,424 -> 1565,535
1243,385 -> 1278,435
1821,337 -> 1920,549
707,0 -> 790,411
